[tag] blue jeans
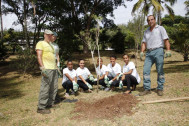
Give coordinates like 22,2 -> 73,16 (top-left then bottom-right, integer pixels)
143,48 -> 165,90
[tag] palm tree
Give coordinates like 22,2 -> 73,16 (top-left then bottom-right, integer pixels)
185,0 -> 189,16
132,0 -> 177,24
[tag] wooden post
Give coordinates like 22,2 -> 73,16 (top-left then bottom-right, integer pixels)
142,97 -> 189,104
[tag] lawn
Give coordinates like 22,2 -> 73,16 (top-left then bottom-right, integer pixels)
0,50 -> 189,126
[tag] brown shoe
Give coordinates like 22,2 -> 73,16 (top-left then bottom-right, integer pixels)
157,90 -> 163,96
37,108 -> 51,114
139,90 -> 151,96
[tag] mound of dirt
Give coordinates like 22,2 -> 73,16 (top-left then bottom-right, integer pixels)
72,94 -> 139,120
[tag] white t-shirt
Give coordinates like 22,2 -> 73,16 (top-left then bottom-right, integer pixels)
62,68 -> 76,83
76,67 -> 91,80
123,61 -> 141,83
142,25 -> 169,49
96,65 -> 109,76
107,63 -> 121,77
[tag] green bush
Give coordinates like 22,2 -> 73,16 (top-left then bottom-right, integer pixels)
111,29 -> 125,54
10,48 -> 38,74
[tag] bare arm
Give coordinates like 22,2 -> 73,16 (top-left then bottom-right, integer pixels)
112,73 -> 120,81
36,50 -> 44,67
65,73 -> 74,82
99,74 -> 105,80
141,42 -> 146,52
123,69 -> 133,75
164,39 -> 171,51
74,77 -> 77,83
78,75 -> 87,84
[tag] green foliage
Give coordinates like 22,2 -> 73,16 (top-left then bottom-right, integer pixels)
0,41 -> 8,61
124,30 -> 135,49
111,29 -> 125,54
167,22 -> 189,61
10,48 -> 38,74
185,0 -> 189,16
162,15 -> 189,26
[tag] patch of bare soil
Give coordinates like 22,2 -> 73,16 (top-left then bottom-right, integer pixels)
72,94 -> 139,120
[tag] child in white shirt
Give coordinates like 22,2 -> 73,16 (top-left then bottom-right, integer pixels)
121,54 -> 141,94
106,55 -> 121,91
76,59 -> 94,92
95,58 -> 109,89
62,60 -> 77,97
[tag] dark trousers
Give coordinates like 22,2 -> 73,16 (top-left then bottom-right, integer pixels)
108,76 -> 120,88
62,80 -> 73,93
77,79 -> 94,91
94,79 -> 106,87
122,74 -> 138,90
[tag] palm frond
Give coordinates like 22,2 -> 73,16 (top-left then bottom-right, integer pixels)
165,3 -> 174,20
142,3 -> 150,16
151,0 -> 164,12
164,0 -> 177,6
131,0 -> 144,14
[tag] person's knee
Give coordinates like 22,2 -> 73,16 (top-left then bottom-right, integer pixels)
143,74 -> 150,80
62,83 -> 66,88
67,80 -> 73,85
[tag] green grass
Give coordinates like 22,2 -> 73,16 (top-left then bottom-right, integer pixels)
0,51 -> 189,126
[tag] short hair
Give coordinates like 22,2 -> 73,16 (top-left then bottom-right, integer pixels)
110,55 -> 117,59
123,54 -> 130,58
97,58 -> 103,62
147,15 -> 156,22
67,59 -> 72,64
79,59 -> 84,63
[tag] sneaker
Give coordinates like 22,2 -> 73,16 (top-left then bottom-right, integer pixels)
104,87 -> 110,91
70,90 -> 75,95
85,89 -> 92,93
139,90 -> 151,96
100,86 -> 105,90
37,108 -> 51,114
65,93 -> 70,98
157,90 -> 163,96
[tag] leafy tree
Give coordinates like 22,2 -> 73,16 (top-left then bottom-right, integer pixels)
161,15 -> 189,26
111,29 -> 125,53
2,0 -> 32,48
185,0 -> 189,17
46,0 -> 127,54
132,0 -> 177,24
168,22 -> 189,61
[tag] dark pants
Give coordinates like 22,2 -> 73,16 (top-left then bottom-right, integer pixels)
122,74 -> 138,90
62,80 -> 73,93
77,79 -> 94,91
94,79 -> 106,87
108,76 -> 120,88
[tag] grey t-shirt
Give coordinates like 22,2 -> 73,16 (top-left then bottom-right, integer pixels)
142,25 -> 169,49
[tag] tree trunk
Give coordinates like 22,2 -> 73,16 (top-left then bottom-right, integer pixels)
23,0 -> 29,49
0,0 -> 3,41
83,30 -> 89,54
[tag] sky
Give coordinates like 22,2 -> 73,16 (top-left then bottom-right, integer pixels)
2,0 -> 187,31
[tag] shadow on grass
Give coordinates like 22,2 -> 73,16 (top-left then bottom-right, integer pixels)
0,76 -> 25,100
0,58 -> 41,78
164,61 -> 184,64
0,61 -> 18,77
163,64 -> 189,73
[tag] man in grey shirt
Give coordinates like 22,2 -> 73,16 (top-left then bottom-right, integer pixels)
139,15 -> 171,96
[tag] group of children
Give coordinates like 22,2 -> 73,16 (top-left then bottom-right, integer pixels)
62,54 -> 141,97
